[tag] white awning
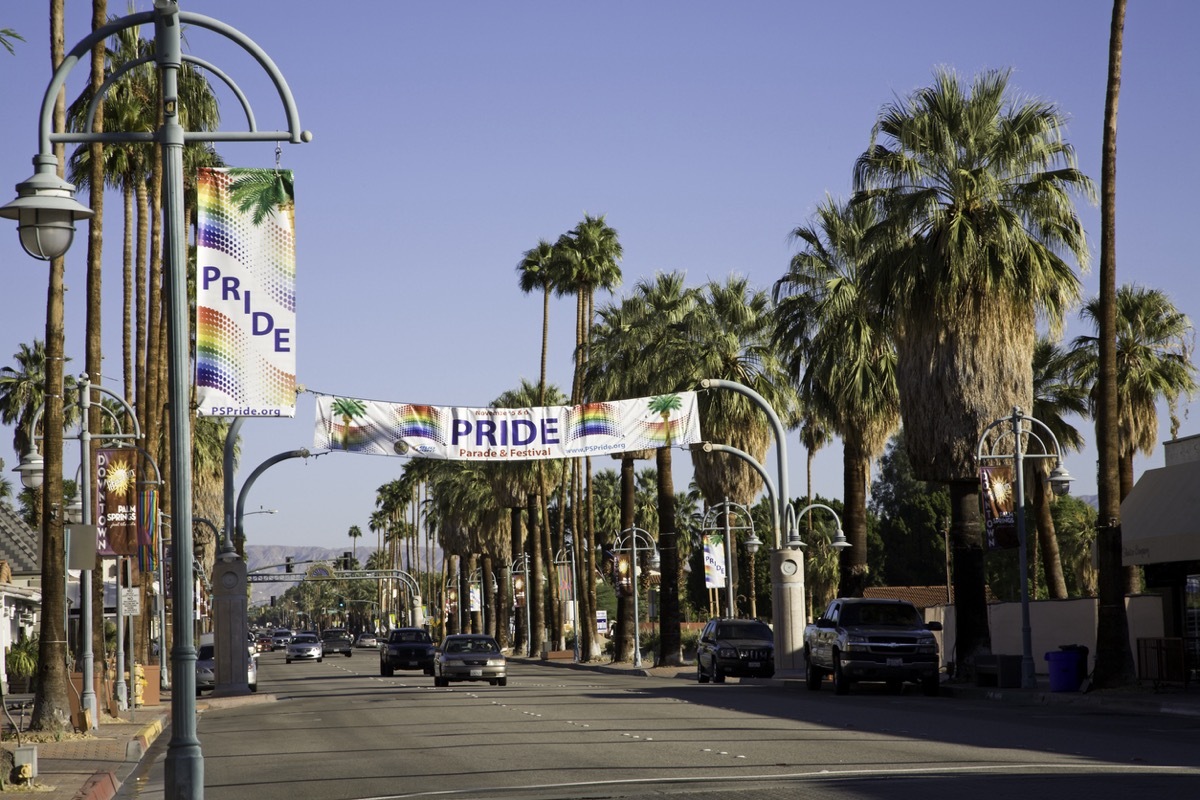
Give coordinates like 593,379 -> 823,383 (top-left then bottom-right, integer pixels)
1121,460 -> 1200,565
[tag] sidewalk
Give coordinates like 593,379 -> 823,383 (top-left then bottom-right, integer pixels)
520,655 -> 1200,717
7,659 -> 1198,799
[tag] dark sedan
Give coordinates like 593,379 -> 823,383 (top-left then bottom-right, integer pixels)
696,618 -> 775,683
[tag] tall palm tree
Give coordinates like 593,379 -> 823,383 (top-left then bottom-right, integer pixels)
1074,286 -> 1196,497
348,524 -> 363,563
30,0 -> 73,732
853,69 -> 1094,673
774,196 -> 899,598
555,213 -> 623,660
1029,337 -> 1088,599
588,273 -> 700,665
1092,0 -> 1133,689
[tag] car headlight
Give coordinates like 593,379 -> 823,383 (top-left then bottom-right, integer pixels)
717,647 -> 738,659
487,658 -> 505,667
917,636 -> 938,653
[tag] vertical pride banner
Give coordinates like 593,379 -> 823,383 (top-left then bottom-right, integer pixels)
195,167 -> 297,417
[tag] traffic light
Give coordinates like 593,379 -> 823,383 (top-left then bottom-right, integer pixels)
342,551 -> 352,570
270,595 -> 276,607
338,596 -> 345,609
285,556 -> 294,573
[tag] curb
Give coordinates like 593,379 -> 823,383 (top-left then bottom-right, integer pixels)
72,770 -> 118,800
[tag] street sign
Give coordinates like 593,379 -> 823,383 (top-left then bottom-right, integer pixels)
122,593 -> 141,617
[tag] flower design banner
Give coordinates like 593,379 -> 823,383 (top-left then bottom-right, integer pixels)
314,391 -> 701,461
980,465 -> 1019,550
96,448 -> 138,556
195,167 -> 297,417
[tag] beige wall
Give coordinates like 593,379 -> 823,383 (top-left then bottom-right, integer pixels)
926,595 -> 1164,674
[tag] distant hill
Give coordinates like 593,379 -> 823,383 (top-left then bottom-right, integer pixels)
245,544 -> 375,606
244,545 -> 442,606
1076,494 -> 1098,509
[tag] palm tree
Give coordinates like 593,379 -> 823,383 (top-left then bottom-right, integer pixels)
0,340 -> 79,458
1074,286 -> 1196,498
226,167 -> 295,229
853,68 -> 1094,673
1091,0 -> 1133,689
348,524 -> 363,563
1029,337 -> 1088,599
588,273 -> 699,666
0,27 -> 24,54
774,196 -> 899,598
555,213 -> 623,660
29,0 -> 73,732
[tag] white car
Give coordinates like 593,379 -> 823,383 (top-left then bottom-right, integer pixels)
195,643 -> 258,695
286,633 -> 323,663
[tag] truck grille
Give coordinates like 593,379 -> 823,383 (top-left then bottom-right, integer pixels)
738,647 -> 772,660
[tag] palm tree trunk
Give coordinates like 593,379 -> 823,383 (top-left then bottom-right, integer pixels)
616,456 -> 636,662
134,178 -> 149,428
839,441 -> 870,597
1030,461 -> 1068,599
656,447 -> 682,667
948,478 -> 992,678
32,0 -> 71,730
526,493 -> 544,656
1093,0 -> 1136,689
122,184 -> 134,416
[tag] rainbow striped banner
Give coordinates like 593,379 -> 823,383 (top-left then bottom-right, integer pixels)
195,167 -> 297,417
313,391 -> 702,461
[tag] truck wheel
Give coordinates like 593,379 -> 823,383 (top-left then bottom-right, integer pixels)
833,653 -> 851,695
713,669 -> 726,684
697,662 -> 710,684
806,658 -> 822,691
921,673 -> 940,697
381,663 -> 394,677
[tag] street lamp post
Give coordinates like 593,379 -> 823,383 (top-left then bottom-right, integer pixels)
700,499 -> 755,618
16,374 -> 141,729
612,527 -> 659,668
509,554 -> 531,656
554,538 -> 580,662
1,5 -> 310,794
977,407 -> 1073,690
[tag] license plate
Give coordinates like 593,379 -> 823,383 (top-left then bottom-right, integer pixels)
470,668 -> 483,677
887,657 -> 902,667
748,662 -> 761,668
408,661 -> 419,666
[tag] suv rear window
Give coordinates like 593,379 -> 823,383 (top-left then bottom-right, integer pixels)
388,629 -> 432,644
716,621 -> 773,641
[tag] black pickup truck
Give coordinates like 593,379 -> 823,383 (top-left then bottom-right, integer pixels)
803,597 -> 942,696
379,627 -> 436,676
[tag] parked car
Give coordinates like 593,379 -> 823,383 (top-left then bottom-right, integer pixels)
803,597 -> 942,696
434,634 -> 506,687
380,627 -> 436,676
286,633 -> 323,663
355,632 -> 378,649
271,629 -> 294,649
695,618 -> 775,683
195,643 -> 258,695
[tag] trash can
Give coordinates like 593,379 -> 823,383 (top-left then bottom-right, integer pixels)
1058,644 -> 1089,687
1045,648 -> 1084,692
1046,642 -> 1094,695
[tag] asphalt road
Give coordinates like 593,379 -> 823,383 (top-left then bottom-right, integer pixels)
121,649 -> 1200,800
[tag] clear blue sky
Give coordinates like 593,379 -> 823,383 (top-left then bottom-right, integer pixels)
1,1 -> 1197,549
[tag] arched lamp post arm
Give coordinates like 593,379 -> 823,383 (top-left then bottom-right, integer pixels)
232,448 -> 312,555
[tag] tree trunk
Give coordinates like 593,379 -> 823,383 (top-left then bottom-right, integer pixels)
948,478 -> 992,679
616,456 -> 636,662
1118,447 -> 1141,594
32,0 -> 72,732
1030,461 -> 1068,599
655,447 -> 681,666
526,492 -> 544,656
1093,0 -> 1136,689
838,440 -> 870,598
